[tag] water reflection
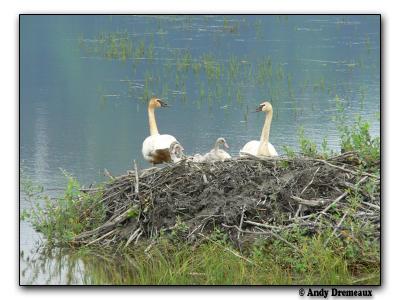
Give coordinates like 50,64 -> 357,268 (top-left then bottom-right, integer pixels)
21,244 -> 151,285
21,245 -> 85,285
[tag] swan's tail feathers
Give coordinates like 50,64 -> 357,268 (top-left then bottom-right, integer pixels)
150,148 -> 172,164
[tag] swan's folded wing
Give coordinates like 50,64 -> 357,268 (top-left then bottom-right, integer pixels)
150,148 -> 172,164
203,150 -> 219,161
142,135 -> 177,157
239,140 -> 260,156
154,134 -> 177,149
216,149 -> 231,160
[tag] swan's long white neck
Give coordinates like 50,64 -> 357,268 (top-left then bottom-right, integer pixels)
148,107 -> 159,136
257,108 -> 273,156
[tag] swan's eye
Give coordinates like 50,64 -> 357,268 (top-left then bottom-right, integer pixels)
255,104 -> 264,112
157,99 -> 169,107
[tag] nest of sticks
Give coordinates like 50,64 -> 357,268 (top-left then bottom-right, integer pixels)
74,152 -> 380,249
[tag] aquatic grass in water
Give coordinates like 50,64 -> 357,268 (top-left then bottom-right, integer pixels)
21,171 -> 106,246
79,29 -> 373,125
338,117 -> 380,170
298,126 -> 318,157
20,225 -> 379,285
86,36 -> 298,107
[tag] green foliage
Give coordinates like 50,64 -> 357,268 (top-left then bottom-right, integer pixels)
209,227 -> 229,244
25,227 -> 378,285
282,145 -> 296,158
320,136 -> 332,159
338,116 -> 380,170
169,216 -> 189,242
295,101 -> 379,168
277,160 -> 290,169
126,207 -> 139,219
298,126 -> 318,157
21,172 -> 106,246
331,94 -> 380,170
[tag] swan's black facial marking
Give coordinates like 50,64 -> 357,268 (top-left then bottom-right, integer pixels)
255,104 -> 265,112
157,99 -> 169,107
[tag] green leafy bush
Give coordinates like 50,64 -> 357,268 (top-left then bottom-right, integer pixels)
21,172 -> 106,246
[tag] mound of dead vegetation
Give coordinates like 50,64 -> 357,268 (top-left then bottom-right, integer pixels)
73,152 -> 380,249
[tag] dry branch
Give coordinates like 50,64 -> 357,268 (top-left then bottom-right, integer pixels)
74,153 -> 380,247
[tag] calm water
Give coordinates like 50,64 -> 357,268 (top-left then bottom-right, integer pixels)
20,15 -> 380,284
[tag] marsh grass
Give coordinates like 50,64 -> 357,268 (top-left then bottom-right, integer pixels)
77,15 -> 373,122
332,97 -> 380,171
21,226 -> 379,285
338,117 -> 380,169
297,126 -> 318,157
21,171 -> 107,246
79,29 -> 327,110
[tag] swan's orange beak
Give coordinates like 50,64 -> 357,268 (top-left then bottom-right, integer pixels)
224,142 -> 229,149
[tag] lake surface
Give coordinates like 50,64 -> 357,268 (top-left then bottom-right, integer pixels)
20,15 -> 380,284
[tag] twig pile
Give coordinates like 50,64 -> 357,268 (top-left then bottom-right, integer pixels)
74,152 -> 380,248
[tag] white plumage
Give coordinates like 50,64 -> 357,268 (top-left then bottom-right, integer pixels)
169,141 -> 185,163
203,137 -> 232,162
142,97 -> 182,164
188,153 -> 205,163
240,101 -> 278,158
204,148 -> 232,161
240,140 -> 278,157
142,134 -> 177,162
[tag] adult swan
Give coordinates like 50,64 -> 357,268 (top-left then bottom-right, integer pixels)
240,101 -> 278,157
142,97 -> 180,164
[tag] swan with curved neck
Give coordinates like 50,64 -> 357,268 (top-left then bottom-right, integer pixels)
204,137 -> 232,161
142,97 -> 180,164
240,101 -> 278,157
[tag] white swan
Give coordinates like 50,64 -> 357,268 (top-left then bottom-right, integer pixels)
169,141 -> 185,163
240,101 -> 278,157
203,137 -> 232,162
142,97 -> 180,164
